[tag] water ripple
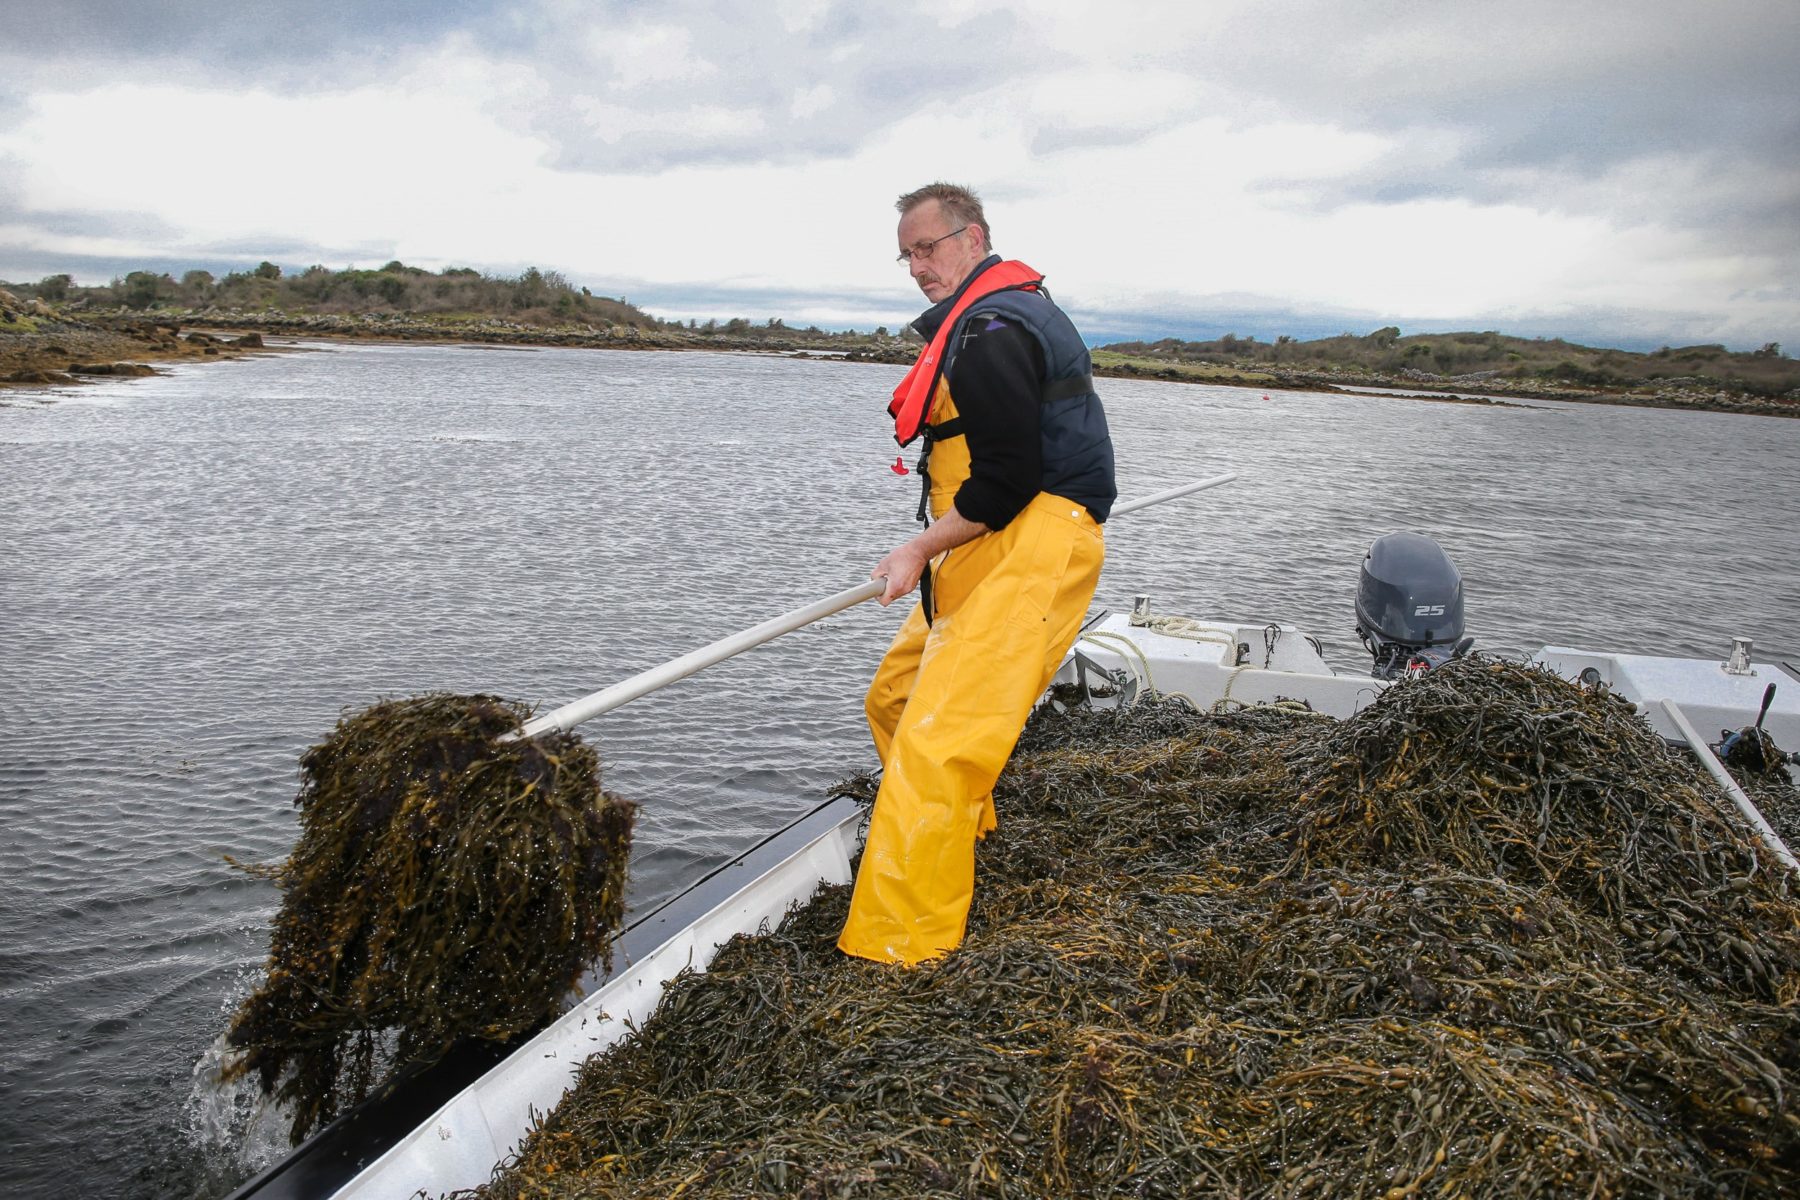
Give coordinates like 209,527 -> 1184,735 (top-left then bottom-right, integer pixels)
2,342 -> 1796,1197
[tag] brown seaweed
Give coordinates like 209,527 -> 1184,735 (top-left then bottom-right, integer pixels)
465,660 -> 1800,1199
224,693 -> 633,1143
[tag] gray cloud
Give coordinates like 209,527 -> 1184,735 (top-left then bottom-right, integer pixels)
1181,1 -> 1800,168
503,3 -> 1042,172
1026,119 -> 1170,158
1017,2 -> 1798,272
12,205 -> 185,242
0,244 -> 246,285
0,176 -> 399,275
0,1 -> 1048,173
191,233 -> 397,262
0,0 -> 499,66
1160,1 -> 1800,296
9,1 -> 1793,180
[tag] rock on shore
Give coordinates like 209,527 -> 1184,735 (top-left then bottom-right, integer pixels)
1,287 -> 274,390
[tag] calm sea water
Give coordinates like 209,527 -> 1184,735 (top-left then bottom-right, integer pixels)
3,342 -> 1797,1197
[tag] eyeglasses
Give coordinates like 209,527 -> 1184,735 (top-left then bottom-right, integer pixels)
896,226 -> 968,265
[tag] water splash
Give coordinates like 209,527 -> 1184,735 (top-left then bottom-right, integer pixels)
178,994 -> 291,1185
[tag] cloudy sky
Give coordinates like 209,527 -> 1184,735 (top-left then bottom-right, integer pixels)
1,0 -> 1794,349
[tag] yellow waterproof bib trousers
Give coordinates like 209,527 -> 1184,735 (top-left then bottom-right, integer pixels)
838,380 -> 1105,965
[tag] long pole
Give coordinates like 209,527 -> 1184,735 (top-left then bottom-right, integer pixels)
1112,472 -> 1238,517
511,472 -> 1239,740
513,580 -> 885,739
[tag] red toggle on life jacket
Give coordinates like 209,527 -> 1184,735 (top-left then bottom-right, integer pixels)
888,260 -> 1045,446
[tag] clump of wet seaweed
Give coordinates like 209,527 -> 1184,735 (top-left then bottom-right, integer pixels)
468,660 -> 1800,1199
225,693 -> 634,1143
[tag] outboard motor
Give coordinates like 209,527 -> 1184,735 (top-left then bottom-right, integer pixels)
1355,533 -> 1471,679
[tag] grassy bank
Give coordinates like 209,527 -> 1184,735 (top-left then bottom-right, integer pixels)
1095,330 -> 1800,418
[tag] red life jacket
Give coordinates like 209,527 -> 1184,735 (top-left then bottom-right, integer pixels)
887,260 -> 1045,446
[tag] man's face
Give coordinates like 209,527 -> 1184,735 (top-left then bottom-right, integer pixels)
898,200 -> 986,304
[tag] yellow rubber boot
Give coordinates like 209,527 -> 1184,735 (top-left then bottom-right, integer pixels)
839,493 -> 1104,965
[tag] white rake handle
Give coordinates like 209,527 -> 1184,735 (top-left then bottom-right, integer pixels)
512,471 -> 1238,739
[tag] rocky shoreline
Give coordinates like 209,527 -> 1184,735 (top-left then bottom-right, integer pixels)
1089,358 -> 1800,419
0,291 -> 273,391
4,295 -> 1793,420
111,306 -> 854,354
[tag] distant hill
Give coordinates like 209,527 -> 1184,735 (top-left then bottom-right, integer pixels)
11,261 -> 665,329
1,263 -> 917,384
2,262 -> 918,352
1098,327 -> 1798,401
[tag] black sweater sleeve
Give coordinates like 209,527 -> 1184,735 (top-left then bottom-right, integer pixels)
946,317 -> 1042,529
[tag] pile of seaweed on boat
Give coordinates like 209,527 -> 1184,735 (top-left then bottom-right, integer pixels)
224,694 -> 634,1143
469,660 -> 1800,1199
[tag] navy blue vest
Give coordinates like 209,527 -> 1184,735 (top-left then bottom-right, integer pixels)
935,286 -> 1117,523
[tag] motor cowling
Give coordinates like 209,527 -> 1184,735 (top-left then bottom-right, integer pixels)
1356,533 -> 1468,679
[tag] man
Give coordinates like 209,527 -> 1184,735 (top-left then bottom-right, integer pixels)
838,182 -> 1116,965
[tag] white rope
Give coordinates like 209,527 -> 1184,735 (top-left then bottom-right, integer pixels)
1214,664 -> 1254,712
1129,616 -> 1246,712
1074,630 -> 1155,705
1135,614 -> 1239,648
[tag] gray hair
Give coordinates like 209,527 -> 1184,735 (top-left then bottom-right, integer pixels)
896,182 -> 993,254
